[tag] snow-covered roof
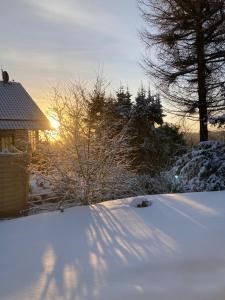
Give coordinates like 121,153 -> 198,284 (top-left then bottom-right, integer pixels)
0,81 -> 51,130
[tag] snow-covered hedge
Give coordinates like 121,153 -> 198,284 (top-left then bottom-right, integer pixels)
209,114 -> 225,127
165,141 -> 225,192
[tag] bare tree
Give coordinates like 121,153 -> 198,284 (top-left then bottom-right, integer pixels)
139,0 -> 225,141
36,80 -> 147,206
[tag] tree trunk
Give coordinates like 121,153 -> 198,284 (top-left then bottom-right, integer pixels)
196,7 -> 208,142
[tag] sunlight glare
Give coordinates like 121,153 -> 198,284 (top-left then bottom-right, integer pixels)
49,116 -> 60,130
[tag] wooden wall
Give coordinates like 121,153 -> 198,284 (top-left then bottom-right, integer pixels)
0,129 -> 29,151
0,153 -> 29,218
14,130 -> 29,150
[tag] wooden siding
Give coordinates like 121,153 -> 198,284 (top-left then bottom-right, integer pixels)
14,130 -> 29,150
0,153 -> 29,218
0,129 -> 38,151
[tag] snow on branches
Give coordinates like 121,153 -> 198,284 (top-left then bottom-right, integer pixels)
165,141 -> 225,192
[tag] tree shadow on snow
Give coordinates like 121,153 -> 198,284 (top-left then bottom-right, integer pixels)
1,192 -> 223,300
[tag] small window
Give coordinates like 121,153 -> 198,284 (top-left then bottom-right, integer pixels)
0,136 -> 14,152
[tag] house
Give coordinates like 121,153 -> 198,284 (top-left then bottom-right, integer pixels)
0,74 -> 51,152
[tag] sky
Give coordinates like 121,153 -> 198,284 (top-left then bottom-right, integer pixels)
0,0 -> 150,112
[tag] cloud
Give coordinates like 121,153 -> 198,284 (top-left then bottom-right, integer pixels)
23,0 -> 94,26
0,0 -> 147,106
22,0 -> 141,45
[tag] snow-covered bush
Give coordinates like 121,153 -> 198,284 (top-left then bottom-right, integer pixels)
164,141 -> 225,192
31,80 -> 152,206
135,174 -> 170,194
209,114 -> 225,127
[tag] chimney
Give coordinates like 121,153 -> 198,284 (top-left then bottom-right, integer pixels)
2,70 -> 9,84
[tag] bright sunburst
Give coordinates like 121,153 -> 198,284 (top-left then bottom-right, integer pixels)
49,116 -> 60,130
46,116 -> 61,141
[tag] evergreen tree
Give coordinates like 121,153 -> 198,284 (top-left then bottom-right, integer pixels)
133,86 -> 164,127
139,0 -> 225,141
128,86 -> 162,173
149,93 -> 164,126
150,124 -> 186,172
86,78 -> 106,132
126,85 -> 184,174
134,86 -> 149,117
115,86 -> 132,119
101,86 -> 133,138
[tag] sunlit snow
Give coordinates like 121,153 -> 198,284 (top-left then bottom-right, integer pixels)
1,191 -> 225,300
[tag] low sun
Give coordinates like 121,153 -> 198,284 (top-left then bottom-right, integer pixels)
48,116 -> 60,130
45,116 -> 61,141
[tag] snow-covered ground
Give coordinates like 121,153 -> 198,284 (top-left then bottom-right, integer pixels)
1,191 -> 225,300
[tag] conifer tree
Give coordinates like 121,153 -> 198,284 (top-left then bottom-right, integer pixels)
149,93 -> 164,126
86,77 -> 106,132
128,86 -> 163,173
139,0 -> 225,141
115,86 -> 132,119
133,86 -> 163,127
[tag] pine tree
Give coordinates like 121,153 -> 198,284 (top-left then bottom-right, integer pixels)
115,86 -> 132,119
133,86 -> 164,127
128,86 -> 162,173
146,90 -> 164,126
101,86 -> 133,138
134,86 -> 148,117
86,79 -> 106,132
139,0 -> 225,141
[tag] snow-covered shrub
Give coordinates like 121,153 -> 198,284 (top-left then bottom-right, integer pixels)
135,174 -> 170,194
209,114 -> 225,127
29,173 -> 53,198
164,141 -> 225,192
33,139 -> 150,205
31,80 -> 152,206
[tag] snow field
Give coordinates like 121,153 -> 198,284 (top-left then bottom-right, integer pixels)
1,191 -> 225,300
